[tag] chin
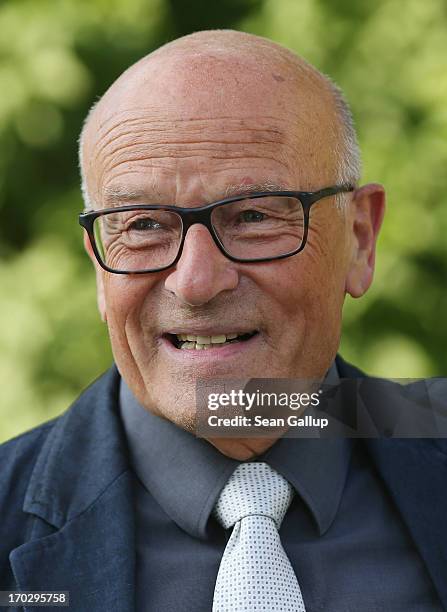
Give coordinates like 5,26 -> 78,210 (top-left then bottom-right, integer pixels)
140,379 -> 198,431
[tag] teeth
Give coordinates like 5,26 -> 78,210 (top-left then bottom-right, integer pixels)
211,335 -> 226,344
174,331 -> 255,350
196,335 -> 211,344
176,332 -> 242,344
180,342 -> 196,349
181,341 -> 231,350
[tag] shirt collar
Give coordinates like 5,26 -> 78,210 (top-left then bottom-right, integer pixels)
120,362 -> 351,539
120,380 -> 238,539
260,362 -> 352,535
259,437 -> 351,535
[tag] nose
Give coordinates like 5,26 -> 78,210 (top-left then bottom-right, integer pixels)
164,224 -> 239,306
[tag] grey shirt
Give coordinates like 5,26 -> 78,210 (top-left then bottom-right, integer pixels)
120,369 -> 442,611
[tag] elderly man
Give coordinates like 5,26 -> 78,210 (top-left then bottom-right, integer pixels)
0,30 -> 445,612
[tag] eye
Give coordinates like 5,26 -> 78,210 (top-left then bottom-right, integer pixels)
240,210 -> 266,223
129,217 -> 162,231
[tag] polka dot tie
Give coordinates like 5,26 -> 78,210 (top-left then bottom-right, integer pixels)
212,462 -> 306,611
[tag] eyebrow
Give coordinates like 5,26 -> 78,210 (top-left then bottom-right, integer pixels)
224,181 -> 290,197
102,186 -> 153,204
101,181 -> 291,208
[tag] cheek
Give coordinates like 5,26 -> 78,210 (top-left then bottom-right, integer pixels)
102,275 -> 159,346
253,221 -> 348,338
102,274 -> 166,395
305,212 -> 350,292
257,256 -> 341,317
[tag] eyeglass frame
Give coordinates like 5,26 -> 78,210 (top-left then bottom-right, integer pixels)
79,184 -> 355,274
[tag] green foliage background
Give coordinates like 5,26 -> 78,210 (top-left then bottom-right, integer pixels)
0,0 -> 446,442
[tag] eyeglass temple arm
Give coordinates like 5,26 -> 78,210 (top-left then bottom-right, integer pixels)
308,184 -> 355,203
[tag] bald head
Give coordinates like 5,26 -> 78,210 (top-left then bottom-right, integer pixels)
79,30 -> 360,209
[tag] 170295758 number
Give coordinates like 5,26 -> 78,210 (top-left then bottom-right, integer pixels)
0,591 -> 69,607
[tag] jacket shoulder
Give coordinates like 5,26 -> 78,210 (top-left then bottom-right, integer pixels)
0,366 -> 120,517
0,365 -> 120,586
0,419 -> 57,504
0,420 -> 58,585
335,354 -> 367,378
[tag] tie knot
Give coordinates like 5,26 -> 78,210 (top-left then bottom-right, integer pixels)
213,462 -> 294,530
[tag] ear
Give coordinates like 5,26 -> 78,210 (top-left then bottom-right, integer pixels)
83,231 -> 107,322
345,183 -> 386,298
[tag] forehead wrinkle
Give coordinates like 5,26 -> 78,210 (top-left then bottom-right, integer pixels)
93,141 -> 321,209
91,114 -> 290,159
86,98 -> 317,166
99,152 -> 294,204
102,142 -> 292,168
97,131 -> 288,166
92,108 -> 295,136
90,115 -> 293,193
95,140 -> 298,199
92,120 -> 307,197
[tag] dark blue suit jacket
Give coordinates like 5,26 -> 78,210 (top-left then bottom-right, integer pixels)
1,357 -> 446,611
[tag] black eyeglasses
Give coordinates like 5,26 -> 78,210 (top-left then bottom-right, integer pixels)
79,185 -> 354,274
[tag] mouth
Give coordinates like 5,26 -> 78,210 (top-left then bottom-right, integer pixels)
164,330 -> 259,351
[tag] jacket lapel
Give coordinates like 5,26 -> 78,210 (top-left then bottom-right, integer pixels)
337,356 -> 447,605
10,472 -> 135,612
9,366 -> 135,612
366,438 -> 447,607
